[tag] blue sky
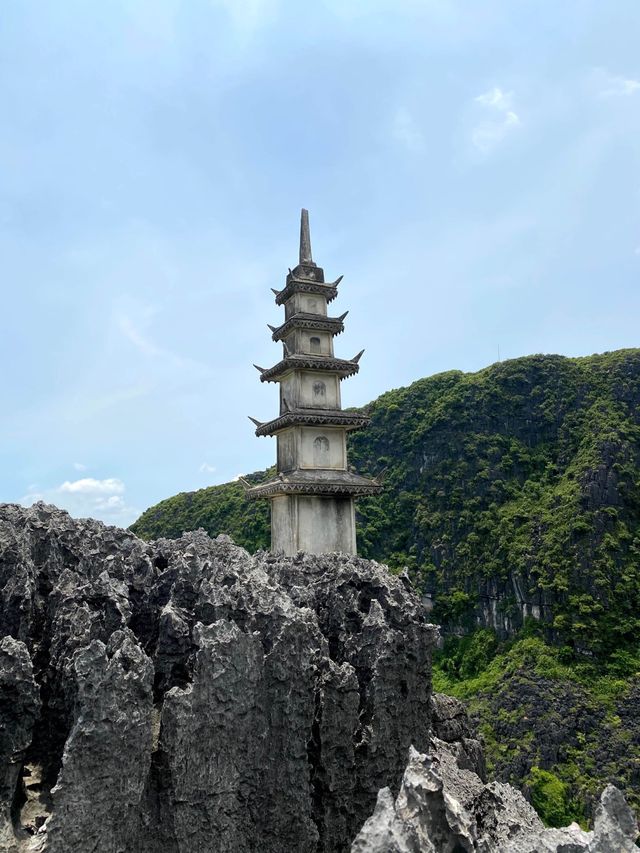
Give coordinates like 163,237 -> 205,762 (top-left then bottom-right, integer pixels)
2,0 -> 639,526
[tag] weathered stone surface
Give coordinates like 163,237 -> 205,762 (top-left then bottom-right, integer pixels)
351,740 -> 639,852
45,630 -> 154,853
430,693 -> 486,781
589,784 -> 639,853
430,693 -> 474,743
0,503 -> 436,852
0,638 -> 40,852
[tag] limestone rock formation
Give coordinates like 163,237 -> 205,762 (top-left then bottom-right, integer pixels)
2,502 -> 637,853
472,669 -> 640,818
0,503 -> 436,853
351,740 -> 639,852
0,638 -> 40,853
429,693 -> 486,781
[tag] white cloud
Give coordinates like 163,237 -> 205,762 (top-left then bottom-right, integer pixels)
94,495 -> 127,512
475,87 -> 513,110
596,70 -> 640,98
392,107 -> 425,152
18,476 -> 138,526
59,477 -> 125,495
199,462 -> 217,474
73,462 -> 87,471
19,490 -> 44,505
471,86 -> 521,154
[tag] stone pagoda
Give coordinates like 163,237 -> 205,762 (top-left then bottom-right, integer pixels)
246,209 -> 381,555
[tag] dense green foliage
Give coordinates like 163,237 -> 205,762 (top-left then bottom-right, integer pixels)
131,349 -> 640,824
132,349 -> 640,655
433,627 -> 640,824
131,470 -> 271,551
526,768 -> 576,828
350,349 -> 640,657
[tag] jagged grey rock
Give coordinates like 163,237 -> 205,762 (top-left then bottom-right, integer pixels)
351,741 -> 639,852
430,693 -> 486,781
0,638 -> 40,853
3,503 -> 637,853
0,503 -> 436,853
44,630 -> 154,853
589,784 -> 639,853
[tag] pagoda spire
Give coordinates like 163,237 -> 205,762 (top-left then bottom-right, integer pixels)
247,209 -> 381,556
299,208 -> 314,265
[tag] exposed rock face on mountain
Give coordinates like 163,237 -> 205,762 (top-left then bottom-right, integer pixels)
0,503 -> 436,853
473,668 -> 640,818
351,740 -> 639,852
429,692 -> 486,782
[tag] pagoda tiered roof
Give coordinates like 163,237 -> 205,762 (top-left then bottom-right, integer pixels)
252,408 -> 369,437
269,311 -> 347,342
273,275 -> 342,306
256,353 -> 363,384
246,468 -> 382,500
247,208 -> 382,529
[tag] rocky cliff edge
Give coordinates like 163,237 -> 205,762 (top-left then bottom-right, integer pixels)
0,503 -> 435,853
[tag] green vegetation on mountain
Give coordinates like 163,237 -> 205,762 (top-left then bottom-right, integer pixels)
132,348 -> 640,655
132,470 -> 271,552
131,348 -> 640,822
432,625 -> 640,823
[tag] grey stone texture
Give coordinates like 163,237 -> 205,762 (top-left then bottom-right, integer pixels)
0,502 -> 436,852
429,692 -> 486,781
2,501 -> 636,852
0,638 -> 40,852
351,740 -> 639,853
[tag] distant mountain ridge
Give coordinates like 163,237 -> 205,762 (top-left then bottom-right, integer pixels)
131,349 -> 640,822
131,347 -> 640,655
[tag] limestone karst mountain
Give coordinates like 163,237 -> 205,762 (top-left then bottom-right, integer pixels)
132,348 -> 640,656
131,348 -> 640,823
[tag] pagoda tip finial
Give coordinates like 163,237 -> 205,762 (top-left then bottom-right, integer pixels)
299,208 -> 313,265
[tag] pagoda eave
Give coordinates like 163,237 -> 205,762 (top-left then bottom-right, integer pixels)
271,313 -> 345,341
275,280 -> 339,306
259,356 -> 360,383
246,470 -> 382,500
255,409 -> 370,437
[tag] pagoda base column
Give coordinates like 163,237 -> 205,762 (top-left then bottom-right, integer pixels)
270,494 -> 356,555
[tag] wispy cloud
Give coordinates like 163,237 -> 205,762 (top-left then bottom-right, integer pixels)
73,462 -> 87,472
210,0 -> 279,38
19,489 -> 44,505
475,87 -> 513,110
471,86 -> 520,154
199,462 -> 217,474
118,313 -> 163,358
595,70 -> 640,98
116,303 -> 213,378
392,107 -> 424,152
